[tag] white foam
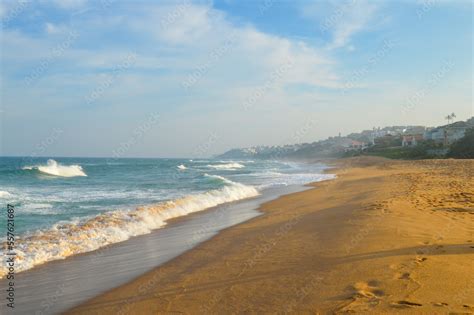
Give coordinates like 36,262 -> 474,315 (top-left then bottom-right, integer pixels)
257,173 -> 336,189
207,163 -> 245,170
21,203 -> 57,215
0,178 -> 259,278
23,203 -> 53,209
177,164 -> 187,170
23,159 -> 87,177
231,170 -> 336,189
204,173 -> 234,185
0,191 -> 12,198
218,160 -> 255,163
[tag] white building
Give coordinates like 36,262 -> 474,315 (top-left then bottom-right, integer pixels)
402,134 -> 424,147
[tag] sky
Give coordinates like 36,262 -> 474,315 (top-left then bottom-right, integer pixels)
0,0 -> 472,158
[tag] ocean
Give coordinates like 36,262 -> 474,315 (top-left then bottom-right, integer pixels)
0,157 -> 334,277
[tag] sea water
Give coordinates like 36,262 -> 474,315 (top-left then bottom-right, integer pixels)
0,157 -> 334,277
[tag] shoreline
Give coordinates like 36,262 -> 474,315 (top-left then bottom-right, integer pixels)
0,159 -> 332,280
68,157 -> 474,314
0,175 -> 322,314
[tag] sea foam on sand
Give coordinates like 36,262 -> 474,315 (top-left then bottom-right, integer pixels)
0,176 -> 259,278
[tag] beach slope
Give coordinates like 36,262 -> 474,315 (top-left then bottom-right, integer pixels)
68,157 -> 474,314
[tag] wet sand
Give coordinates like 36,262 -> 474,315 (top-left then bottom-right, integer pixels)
68,157 -> 474,314
0,185 -> 309,314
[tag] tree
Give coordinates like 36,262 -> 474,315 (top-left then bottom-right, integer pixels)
445,112 -> 457,125
447,128 -> 474,158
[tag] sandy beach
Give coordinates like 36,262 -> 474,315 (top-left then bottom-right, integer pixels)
67,157 -> 474,314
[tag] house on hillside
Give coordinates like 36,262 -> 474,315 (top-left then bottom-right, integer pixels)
348,140 -> 368,151
402,134 -> 424,147
403,126 -> 426,135
374,134 -> 402,147
424,121 -> 471,145
338,138 -> 356,150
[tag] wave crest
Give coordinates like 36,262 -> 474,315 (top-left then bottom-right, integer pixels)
204,173 -> 234,185
207,163 -> 245,170
0,178 -> 259,278
23,159 -> 87,177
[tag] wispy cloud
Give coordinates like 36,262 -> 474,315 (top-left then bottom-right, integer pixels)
3,1 -> 342,94
303,0 -> 379,50
328,1 -> 378,49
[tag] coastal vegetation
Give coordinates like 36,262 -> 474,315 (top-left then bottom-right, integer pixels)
218,118 -> 474,161
447,128 -> 474,159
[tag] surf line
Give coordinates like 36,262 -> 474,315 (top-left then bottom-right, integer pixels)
5,204 -> 16,309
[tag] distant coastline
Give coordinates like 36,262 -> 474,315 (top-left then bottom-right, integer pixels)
217,116 -> 474,160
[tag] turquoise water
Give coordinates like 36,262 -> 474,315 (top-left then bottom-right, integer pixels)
0,157 -> 333,275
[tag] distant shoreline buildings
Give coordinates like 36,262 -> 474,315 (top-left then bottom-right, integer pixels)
217,116 -> 474,159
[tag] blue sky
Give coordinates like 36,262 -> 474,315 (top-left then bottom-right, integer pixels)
0,0 -> 472,157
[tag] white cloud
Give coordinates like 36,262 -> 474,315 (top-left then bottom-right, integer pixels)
330,1 -> 378,49
1,1 -> 348,156
1,2 -> 344,104
123,2 -> 341,89
302,0 -> 379,50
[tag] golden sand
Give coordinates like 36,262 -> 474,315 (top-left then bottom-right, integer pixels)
68,157 -> 474,314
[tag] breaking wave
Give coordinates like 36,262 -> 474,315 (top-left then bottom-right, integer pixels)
207,163 -> 245,170
23,159 -> 87,177
204,173 -> 234,185
177,164 -> 187,170
0,177 -> 259,278
0,191 -> 12,198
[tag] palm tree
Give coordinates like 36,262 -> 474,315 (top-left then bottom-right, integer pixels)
445,113 -> 456,125
445,114 -> 452,124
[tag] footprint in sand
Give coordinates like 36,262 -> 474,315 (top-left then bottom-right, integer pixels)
415,257 -> 427,264
432,302 -> 448,307
351,282 -> 384,299
397,272 -> 411,280
339,281 -> 385,312
390,300 -> 423,308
